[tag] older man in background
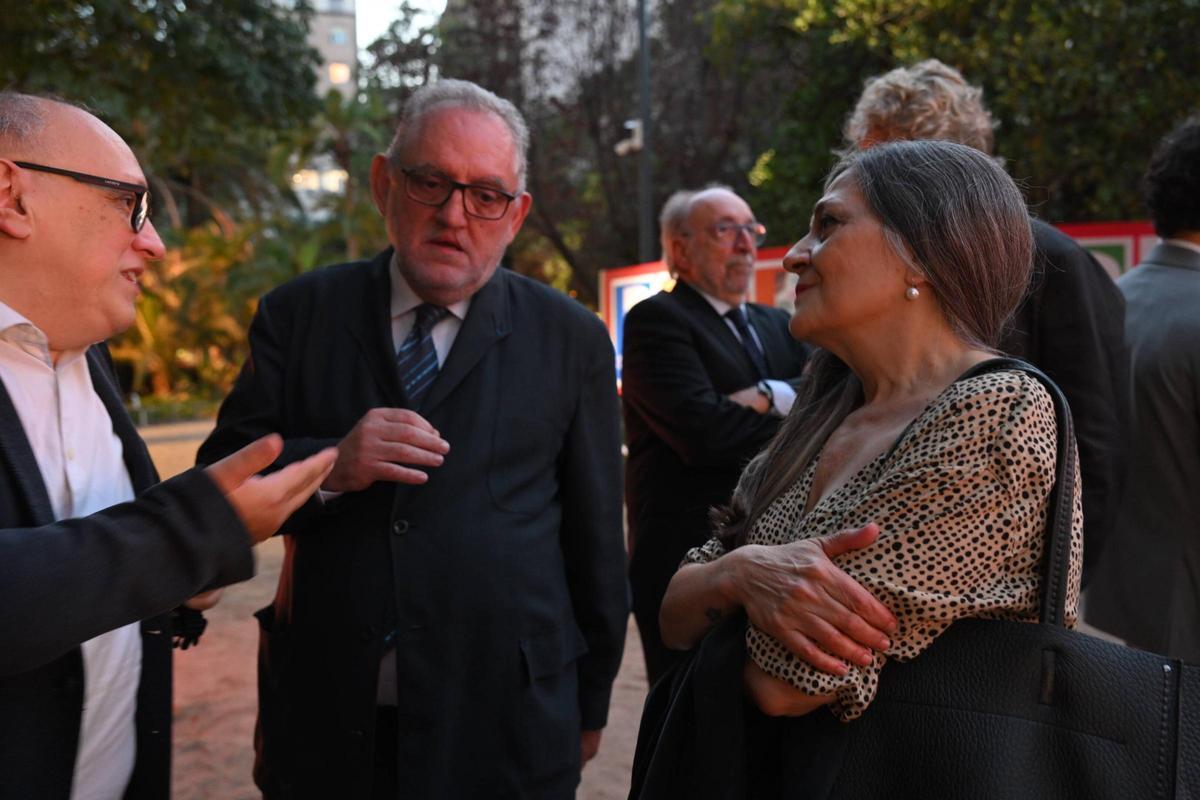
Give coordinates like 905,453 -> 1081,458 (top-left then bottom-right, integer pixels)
622,186 -> 810,684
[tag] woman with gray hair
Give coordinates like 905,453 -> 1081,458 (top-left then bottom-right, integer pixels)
637,139 -> 1082,794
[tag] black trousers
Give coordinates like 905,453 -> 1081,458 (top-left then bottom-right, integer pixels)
372,706 -> 398,799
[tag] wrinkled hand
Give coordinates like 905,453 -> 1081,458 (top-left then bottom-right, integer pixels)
580,728 -> 603,766
729,523 -> 897,675
323,408 -> 450,492
184,588 -> 223,611
743,659 -> 833,717
727,385 -> 769,414
206,434 -> 337,544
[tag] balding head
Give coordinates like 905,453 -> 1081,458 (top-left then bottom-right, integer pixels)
669,184 -> 759,306
0,92 -> 163,357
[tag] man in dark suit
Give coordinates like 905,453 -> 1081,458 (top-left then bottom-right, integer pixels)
844,59 -> 1130,584
1087,116 -> 1200,660
0,93 -> 335,799
622,186 -> 811,684
197,79 -> 627,798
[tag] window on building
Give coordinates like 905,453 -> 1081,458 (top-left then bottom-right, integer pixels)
330,26 -> 347,45
328,62 -> 351,84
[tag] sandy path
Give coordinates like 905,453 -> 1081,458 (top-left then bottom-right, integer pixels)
144,422 -> 648,799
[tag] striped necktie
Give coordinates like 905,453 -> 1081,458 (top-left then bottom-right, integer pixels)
396,303 -> 449,408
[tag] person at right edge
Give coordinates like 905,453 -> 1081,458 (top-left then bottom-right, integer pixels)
843,59 -> 1129,584
1087,116 -> 1200,661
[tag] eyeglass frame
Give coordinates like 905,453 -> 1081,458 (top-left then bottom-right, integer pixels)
13,161 -> 150,233
398,166 -> 519,221
683,220 -> 768,247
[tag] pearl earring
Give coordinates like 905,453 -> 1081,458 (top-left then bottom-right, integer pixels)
905,286 -> 920,301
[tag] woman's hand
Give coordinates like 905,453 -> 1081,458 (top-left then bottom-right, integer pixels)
744,659 -> 834,717
724,523 -> 897,675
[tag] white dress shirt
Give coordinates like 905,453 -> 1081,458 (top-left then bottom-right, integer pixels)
688,284 -> 797,416
0,301 -> 140,800
375,256 -> 471,706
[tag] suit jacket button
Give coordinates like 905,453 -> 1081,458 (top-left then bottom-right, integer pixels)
391,520 -> 409,536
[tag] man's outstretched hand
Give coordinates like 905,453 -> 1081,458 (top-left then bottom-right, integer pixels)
206,434 -> 337,543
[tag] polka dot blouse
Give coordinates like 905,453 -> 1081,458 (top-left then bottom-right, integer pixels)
684,370 -> 1083,721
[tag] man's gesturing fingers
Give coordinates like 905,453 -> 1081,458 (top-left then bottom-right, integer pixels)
206,433 -> 284,495
209,438 -> 337,543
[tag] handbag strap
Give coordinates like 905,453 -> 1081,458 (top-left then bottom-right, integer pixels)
880,357 -> 1078,627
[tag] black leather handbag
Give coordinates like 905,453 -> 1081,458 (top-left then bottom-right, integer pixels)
826,359 -> 1200,799
631,359 -> 1200,799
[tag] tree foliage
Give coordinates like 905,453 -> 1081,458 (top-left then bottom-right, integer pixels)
711,0 -> 1200,223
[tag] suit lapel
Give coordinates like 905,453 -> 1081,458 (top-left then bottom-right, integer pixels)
0,373 -> 55,525
421,268 -> 511,415
346,249 -> 406,408
670,281 -> 758,379
86,347 -> 159,493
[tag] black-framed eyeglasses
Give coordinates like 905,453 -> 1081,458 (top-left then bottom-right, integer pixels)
699,221 -> 767,247
400,167 -> 518,221
13,161 -> 150,233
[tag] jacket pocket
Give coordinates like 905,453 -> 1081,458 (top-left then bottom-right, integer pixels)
516,626 -> 589,782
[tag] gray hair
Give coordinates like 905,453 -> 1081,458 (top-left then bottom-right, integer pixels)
385,79 -> 530,191
714,139 -> 1032,550
0,91 -> 49,149
658,190 -> 695,272
843,59 -> 995,155
831,139 -> 1031,349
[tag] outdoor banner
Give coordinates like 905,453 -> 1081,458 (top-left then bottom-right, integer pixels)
599,221 -> 1155,382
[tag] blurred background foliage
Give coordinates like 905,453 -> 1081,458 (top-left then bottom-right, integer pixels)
1,0 -> 1197,417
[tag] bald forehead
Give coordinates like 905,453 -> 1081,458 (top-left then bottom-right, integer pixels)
687,189 -> 754,225
19,100 -> 142,181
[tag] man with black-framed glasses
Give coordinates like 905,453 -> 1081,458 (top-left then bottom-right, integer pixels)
622,185 -> 811,684
0,92 -> 336,800
199,78 -> 627,798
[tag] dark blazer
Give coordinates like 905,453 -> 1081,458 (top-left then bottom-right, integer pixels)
1086,242 -> 1200,660
1000,220 -> 1130,584
621,280 -> 810,681
0,345 -> 253,800
197,250 -> 628,799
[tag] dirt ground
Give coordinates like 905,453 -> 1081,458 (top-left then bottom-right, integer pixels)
144,421 -> 648,799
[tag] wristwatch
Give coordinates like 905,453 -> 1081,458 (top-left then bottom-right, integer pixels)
756,379 -> 774,410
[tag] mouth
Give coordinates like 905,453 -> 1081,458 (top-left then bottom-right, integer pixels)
794,283 -> 814,297
120,267 -> 143,286
427,236 -> 466,254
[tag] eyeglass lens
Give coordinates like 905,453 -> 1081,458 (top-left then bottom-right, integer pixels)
404,172 -> 513,220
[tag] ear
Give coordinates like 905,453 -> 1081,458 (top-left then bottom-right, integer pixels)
504,191 -> 533,241
669,235 -> 692,278
0,160 -> 33,239
368,154 -> 393,217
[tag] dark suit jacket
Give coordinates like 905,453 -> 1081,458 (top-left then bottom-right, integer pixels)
0,345 -> 253,800
1000,220 -> 1130,583
1086,242 -> 1200,660
621,282 -> 809,631
197,250 -> 628,799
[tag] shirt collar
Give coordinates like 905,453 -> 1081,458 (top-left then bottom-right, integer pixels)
684,280 -> 743,318
1163,238 -> 1200,257
0,300 -> 87,367
389,252 -> 472,322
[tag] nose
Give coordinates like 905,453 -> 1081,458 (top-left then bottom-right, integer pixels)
134,219 -> 166,260
782,237 -> 811,273
435,187 -> 469,227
